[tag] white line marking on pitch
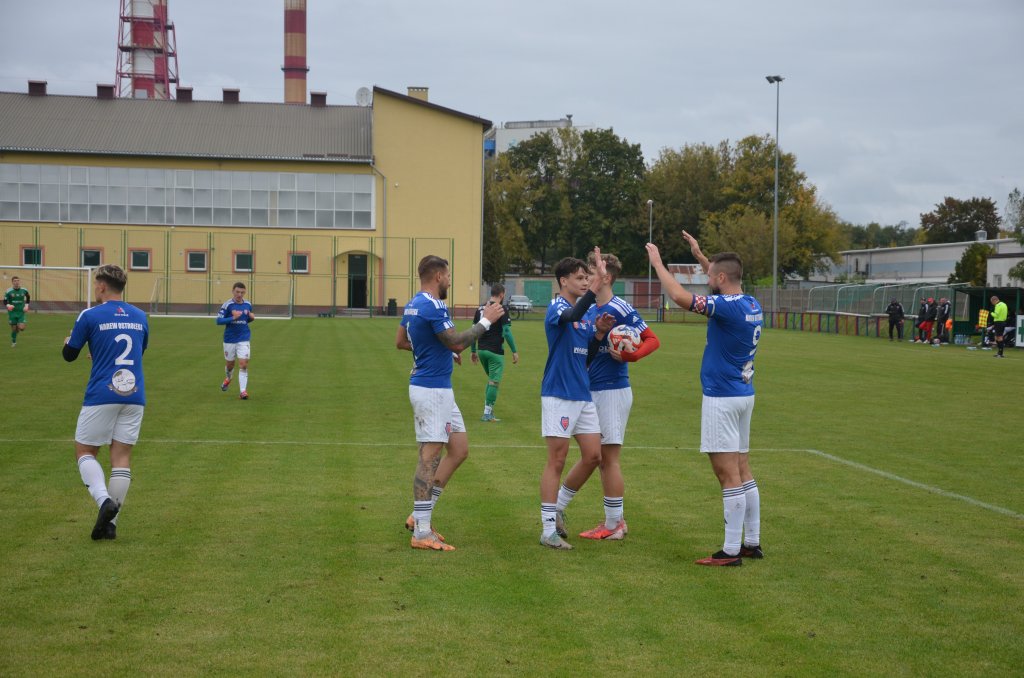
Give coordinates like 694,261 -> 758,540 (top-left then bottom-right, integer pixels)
4,439 -> 1021,520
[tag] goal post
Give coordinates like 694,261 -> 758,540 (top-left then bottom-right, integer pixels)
149,274 -> 294,318
0,265 -> 94,313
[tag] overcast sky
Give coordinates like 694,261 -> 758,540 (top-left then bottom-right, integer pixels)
1,0 -> 1021,227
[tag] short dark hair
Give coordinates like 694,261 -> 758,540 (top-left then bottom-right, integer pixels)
586,251 -> 622,283
11,276 -> 19,282
490,282 -> 505,297
233,282 -> 246,291
418,255 -> 449,281
709,252 -> 743,283
94,264 -> 127,293
553,257 -> 588,287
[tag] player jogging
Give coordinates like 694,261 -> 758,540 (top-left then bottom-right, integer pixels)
579,252 -> 660,541
217,282 -> 254,399
539,249 -> 615,550
63,265 -> 148,541
647,231 -> 764,566
396,255 -> 504,551
470,282 -> 519,422
5,276 -> 30,347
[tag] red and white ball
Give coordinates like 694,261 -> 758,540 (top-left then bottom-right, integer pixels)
608,325 -> 641,353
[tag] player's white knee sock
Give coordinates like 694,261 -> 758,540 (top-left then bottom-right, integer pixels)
239,368 -> 248,392
541,503 -> 557,537
742,479 -> 760,546
722,486 -> 746,556
412,500 -> 433,537
430,485 -> 443,508
108,467 -> 132,526
483,404 -> 493,416
555,484 -> 576,512
604,496 -> 623,530
77,455 -> 110,507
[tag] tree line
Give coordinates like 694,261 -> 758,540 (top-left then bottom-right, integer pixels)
482,126 -> 1022,286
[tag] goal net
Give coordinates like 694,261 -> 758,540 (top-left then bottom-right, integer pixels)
149,274 -> 295,318
0,265 -> 94,313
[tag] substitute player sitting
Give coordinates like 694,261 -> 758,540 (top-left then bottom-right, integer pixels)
63,265 -> 148,540
5,275 -> 30,347
217,282 -> 255,400
579,251 -> 660,541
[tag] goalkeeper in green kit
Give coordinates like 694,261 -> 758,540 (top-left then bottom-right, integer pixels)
471,283 -> 519,422
5,276 -> 30,347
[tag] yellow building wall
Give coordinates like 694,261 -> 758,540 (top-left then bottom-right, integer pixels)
371,92 -> 486,311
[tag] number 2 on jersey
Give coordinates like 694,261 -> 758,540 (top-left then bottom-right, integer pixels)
114,333 -> 134,365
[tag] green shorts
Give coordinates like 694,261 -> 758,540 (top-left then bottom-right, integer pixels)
477,349 -> 505,383
8,311 -> 25,326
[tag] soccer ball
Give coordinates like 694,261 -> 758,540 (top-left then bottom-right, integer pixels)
608,325 -> 641,353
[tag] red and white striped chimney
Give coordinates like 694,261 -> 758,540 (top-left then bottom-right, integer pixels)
282,0 -> 309,104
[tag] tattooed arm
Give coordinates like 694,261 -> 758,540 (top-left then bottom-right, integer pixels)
436,301 -> 504,353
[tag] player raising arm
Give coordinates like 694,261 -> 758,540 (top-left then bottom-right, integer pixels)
647,232 -> 764,566
395,255 -> 504,551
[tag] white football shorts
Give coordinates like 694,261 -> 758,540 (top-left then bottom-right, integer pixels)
700,395 -> 755,453
75,404 -> 145,446
409,385 -> 465,443
591,387 -> 633,446
223,341 -> 251,361
541,396 -> 601,438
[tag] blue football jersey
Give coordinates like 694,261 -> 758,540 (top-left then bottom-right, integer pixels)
401,292 -> 456,388
217,299 -> 254,343
67,301 -> 149,406
541,296 -> 598,401
690,293 -> 763,397
589,296 -> 649,392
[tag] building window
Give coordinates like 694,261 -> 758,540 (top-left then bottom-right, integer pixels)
994,274 -> 1002,287
234,251 -> 254,273
186,250 -> 208,272
81,248 -> 102,267
289,251 -> 310,274
130,249 -> 151,271
21,246 -> 43,266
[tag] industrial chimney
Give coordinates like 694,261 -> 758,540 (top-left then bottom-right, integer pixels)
115,0 -> 180,99
283,0 -> 309,104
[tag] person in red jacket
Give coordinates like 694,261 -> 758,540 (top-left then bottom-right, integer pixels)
575,251 -> 661,541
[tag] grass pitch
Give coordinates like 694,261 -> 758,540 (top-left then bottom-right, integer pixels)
1,314 -> 1022,676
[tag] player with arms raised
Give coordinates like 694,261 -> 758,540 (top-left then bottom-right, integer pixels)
578,251 -> 660,541
647,231 -> 764,566
217,282 -> 254,400
63,265 -> 148,540
396,255 -> 504,551
5,275 -> 30,347
539,248 -> 615,550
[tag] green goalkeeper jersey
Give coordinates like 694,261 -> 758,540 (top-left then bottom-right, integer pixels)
5,287 -> 29,312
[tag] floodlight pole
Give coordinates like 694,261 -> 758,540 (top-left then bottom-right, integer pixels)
647,199 -> 654,307
766,75 -> 784,318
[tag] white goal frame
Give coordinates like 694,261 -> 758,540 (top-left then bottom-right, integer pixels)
1,265 -> 95,313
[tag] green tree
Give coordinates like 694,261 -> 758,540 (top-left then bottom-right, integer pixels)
920,197 -> 1001,244
948,242 -> 995,286
1006,188 -> 1024,282
482,155 -> 536,277
845,221 -> 920,249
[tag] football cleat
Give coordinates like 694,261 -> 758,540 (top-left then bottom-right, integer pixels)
411,533 -> 455,551
555,510 -> 567,538
579,521 -> 627,540
695,550 -> 742,566
539,533 -> 573,550
239,391 -> 249,400
102,523 -> 117,540
221,377 -> 231,391
91,498 -> 120,541
740,543 -> 764,559
404,514 -> 445,542
480,413 -> 501,422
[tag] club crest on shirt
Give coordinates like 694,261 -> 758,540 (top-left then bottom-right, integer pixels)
109,369 -> 138,395
560,416 -> 569,431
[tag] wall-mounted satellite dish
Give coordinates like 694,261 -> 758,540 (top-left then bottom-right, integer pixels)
355,87 -> 372,106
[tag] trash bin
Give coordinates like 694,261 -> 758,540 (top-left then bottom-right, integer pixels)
387,298 -> 398,316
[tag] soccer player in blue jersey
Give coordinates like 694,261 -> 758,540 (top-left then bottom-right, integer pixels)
396,255 -> 504,551
647,232 -> 764,566
579,252 -> 660,541
63,265 -> 148,540
217,282 -> 254,400
539,249 -> 615,550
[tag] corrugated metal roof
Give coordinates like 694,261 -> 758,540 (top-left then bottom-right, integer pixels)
0,92 -> 372,162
